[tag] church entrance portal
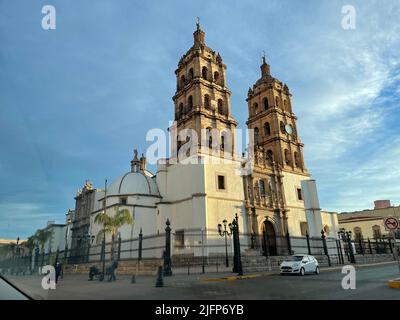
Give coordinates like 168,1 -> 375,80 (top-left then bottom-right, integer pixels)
262,220 -> 277,256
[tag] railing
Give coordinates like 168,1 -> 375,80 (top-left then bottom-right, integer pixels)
0,230 -> 396,276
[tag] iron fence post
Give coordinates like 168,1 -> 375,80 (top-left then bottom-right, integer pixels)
321,230 -> 331,266
138,228 -> 143,261
286,232 -> 292,255
163,219 -> 172,276
358,238 -> 364,255
368,237 -> 372,254
306,232 -> 311,255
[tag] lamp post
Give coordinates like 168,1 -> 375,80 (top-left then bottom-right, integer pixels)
218,219 -> 232,268
230,214 -> 243,276
338,228 -> 355,264
201,228 -> 205,274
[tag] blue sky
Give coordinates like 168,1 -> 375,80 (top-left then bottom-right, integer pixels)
0,0 -> 399,239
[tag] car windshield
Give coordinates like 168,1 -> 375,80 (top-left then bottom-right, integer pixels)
286,256 -> 304,262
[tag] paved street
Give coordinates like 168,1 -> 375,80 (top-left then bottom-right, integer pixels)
5,262 -> 400,300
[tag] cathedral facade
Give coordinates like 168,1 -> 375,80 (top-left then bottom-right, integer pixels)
70,23 -> 339,259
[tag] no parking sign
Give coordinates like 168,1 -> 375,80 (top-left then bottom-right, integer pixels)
384,217 -> 400,231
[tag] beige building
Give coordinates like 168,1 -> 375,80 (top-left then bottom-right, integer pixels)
338,200 -> 400,240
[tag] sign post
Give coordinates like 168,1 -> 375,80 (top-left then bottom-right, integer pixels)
384,217 -> 400,272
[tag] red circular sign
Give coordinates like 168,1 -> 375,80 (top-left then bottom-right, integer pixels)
384,217 -> 399,230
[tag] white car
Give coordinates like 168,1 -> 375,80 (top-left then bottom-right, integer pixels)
280,254 -> 320,276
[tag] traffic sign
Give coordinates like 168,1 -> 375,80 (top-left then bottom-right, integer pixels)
384,217 -> 400,231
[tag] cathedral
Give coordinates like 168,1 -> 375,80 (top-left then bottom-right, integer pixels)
69,23 -> 339,260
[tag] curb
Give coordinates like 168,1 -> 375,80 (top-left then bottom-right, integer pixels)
202,261 -> 398,282
204,274 -> 261,282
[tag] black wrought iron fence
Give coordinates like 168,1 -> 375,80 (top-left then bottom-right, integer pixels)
1,228 -> 396,276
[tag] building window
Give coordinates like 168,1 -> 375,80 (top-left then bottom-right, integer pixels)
372,225 -> 382,239
221,135 -> 225,150
179,103 -> 184,117
214,71 -> 219,83
300,222 -> 309,236
259,180 -> 266,196
202,66 -> 208,80
266,149 -> 273,162
175,230 -> 184,248
188,68 -> 194,80
354,227 -> 363,241
120,197 -> 127,205
217,175 -> 226,190
253,103 -> 258,115
264,122 -> 271,136
285,149 -> 291,165
275,96 -> 279,108
204,94 -> 210,108
180,75 -> 185,88
188,96 -> 193,110
294,151 -> 300,167
217,99 -> 224,114
280,121 -> 285,134
263,97 -> 269,110
254,127 -> 260,144
296,188 -> 303,201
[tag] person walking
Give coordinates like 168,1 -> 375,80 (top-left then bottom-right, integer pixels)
55,262 -> 62,283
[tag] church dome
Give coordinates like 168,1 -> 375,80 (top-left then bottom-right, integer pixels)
107,150 -> 159,196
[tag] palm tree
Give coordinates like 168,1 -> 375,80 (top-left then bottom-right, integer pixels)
94,207 -> 133,261
35,229 -> 52,267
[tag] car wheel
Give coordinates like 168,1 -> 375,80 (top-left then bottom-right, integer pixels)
315,266 -> 320,275
299,268 -> 305,276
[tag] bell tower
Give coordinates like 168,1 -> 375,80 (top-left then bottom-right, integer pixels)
246,55 -> 308,175
172,22 -> 238,158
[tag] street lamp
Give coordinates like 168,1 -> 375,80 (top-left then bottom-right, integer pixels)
218,219 -> 232,268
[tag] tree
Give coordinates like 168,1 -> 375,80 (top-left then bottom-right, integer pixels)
35,229 -> 52,267
0,243 -> 16,259
94,207 -> 133,261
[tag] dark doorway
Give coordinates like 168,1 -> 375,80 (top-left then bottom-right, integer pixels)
262,220 -> 277,256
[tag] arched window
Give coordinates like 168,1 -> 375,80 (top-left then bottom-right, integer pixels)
188,68 -> 194,80
275,96 -> 279,108
267,149 -> 273,162
218,99 -> 224,114
263,122 -> 271,136
179,103 -> 184,117
259,180 -> 265,196
254,127 -> 260,144
294,151 -> 300,167
221,135 -> 225,150
180,75 -> 185,88
283,100 -> 287,111
202,66 -> 208,80
253,103 -> 259,115
206,127 -> 212,149
354,227 -> 363,241
284,149 -> 291,165
214,71 -> 219,83
280,121 -> 285,134
263,97 -> 269,110
372,225 -> 382,239
188,96 -> 193,110
204,94 -> 210,108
